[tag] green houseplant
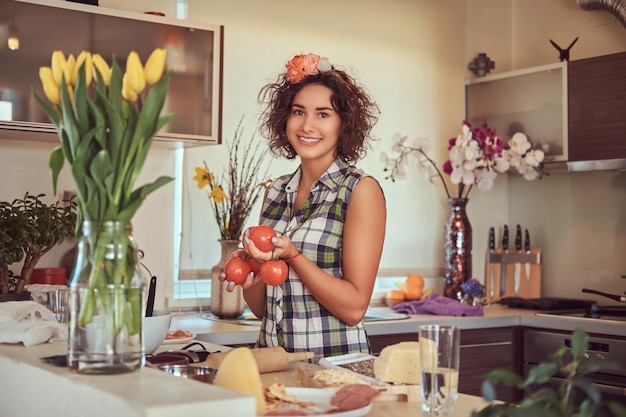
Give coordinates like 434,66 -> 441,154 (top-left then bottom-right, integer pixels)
0,192 -> 77,296
473,328 -> 626,417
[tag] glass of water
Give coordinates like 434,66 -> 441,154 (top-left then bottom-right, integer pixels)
419,325 -> 460,415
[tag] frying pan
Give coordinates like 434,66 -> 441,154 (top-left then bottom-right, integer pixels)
581,288 -> 626,303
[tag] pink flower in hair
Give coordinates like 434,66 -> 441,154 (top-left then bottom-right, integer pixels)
285,53 -> 321,83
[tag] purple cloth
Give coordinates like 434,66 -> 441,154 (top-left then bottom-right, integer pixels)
391,292 -> 484,317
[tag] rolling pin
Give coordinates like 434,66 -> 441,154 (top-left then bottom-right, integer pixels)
196,347 -> 314,373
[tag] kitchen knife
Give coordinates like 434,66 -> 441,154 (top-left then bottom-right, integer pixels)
514,225 -> 522,295
500,225 -> 509,297
524,229 -> 531,281
489,227 -> 495,298
145,276 -> 157,317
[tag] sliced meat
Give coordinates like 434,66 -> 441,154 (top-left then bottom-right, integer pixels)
264,408 -> 307,416
330,384 -> 380,411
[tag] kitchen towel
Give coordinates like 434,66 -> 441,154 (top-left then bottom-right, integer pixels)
0,300 -> 67,346
391,292 -> 484,316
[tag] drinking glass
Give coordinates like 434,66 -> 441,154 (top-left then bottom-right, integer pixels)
419,325 -> 460,415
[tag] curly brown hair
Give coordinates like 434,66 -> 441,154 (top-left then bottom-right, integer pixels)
258,66 -> 380,163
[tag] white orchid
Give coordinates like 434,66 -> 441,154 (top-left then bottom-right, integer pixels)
383,120 -> 545,199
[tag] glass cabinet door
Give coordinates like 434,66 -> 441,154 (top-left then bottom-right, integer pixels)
465,62 -> 567,163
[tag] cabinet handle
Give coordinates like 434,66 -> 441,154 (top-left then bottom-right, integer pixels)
461,341 -> 512,349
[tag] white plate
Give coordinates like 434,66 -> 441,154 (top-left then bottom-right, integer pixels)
260,387 -> 373,417
319,353 -> 383,386
161,331 -> 196,345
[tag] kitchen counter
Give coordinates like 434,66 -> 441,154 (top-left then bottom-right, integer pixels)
261,362 -> 491,417
173,304 -> 625,347
0,339 -> 489,417
1,304 -> 623,416
0,340 -> 256,417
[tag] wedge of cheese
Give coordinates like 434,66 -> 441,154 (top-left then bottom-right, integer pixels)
213,347 -> 266,415
373,341 -> 421,384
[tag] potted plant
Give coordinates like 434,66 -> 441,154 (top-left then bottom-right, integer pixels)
473,328 -> 626,417
0,192 -> 77,298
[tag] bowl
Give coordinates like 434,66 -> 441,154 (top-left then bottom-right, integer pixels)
160,365 -> 217,384
146,352 -> 190,368
143,313 -> 172,354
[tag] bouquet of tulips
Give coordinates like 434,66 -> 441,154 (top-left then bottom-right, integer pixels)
34,49 -> 173,338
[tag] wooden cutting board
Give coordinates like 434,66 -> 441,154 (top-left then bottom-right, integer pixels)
192,346 -> 314,374
297,364 -> 421,402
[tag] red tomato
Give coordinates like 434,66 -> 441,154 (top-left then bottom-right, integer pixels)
247,257 -> 262,276
259,260 -> 288,286
249,225 -> 277,252
224,257 -> 251,285
230,249 -> 246,259
242,226 -> 257,247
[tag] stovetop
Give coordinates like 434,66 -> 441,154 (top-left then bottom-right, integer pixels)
537,305 -> 626,323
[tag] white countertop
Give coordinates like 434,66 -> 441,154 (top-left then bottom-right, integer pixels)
1,303 -> 623,417
0,341 -> 255,417
170,304 -> 625,347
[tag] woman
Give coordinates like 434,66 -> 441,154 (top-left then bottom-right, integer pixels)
222,53 -> 386,360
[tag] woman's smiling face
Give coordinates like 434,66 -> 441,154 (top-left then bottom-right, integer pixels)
286,84 -> 341,163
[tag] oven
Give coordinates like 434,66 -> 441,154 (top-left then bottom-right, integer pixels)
523,328 -> 626,406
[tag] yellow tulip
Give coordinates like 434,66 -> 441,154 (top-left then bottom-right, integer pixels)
122,73 -> 138,102
76,51 -> 93,87
124,51 -> 146,95
64,54 -> 76,87
92,53 -> 112,86
51,50 -> 66,86
39,66 -> 60,104
66,85 -> 74,105
144,48 -> 167,84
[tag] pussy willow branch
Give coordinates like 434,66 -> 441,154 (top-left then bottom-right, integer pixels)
222,118 -> 271,240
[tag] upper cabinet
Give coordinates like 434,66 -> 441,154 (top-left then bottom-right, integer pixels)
0,0 -> 223,148
465,62 -> 567,164
567,52 -> 626,171
465,53 -> 626,171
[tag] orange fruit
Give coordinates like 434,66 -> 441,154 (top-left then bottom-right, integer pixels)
385,289 -> 406,307
404,274 -> 425,300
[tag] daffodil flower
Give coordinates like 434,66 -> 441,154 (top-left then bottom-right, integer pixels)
193,166 -> 213,188
209,185 -> 229,204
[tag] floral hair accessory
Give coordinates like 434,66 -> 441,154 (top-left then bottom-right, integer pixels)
285,53 -> 331,83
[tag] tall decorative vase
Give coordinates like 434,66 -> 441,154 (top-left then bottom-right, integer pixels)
68,221 -> 145,374
443,198 -> 472,301
210,239 -> 246,319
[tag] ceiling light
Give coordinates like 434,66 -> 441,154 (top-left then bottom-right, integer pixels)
8,23 -> 19,51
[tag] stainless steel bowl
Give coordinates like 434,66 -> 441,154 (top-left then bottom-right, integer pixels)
160,365 -> 217,384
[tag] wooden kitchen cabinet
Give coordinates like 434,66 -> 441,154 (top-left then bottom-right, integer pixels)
369,326 -> 523,403
567,51 -> 626,165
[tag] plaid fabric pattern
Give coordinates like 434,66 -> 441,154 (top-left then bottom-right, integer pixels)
256,158 -> 372,361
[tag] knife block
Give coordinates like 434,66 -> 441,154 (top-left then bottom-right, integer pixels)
484,249 -> 542,303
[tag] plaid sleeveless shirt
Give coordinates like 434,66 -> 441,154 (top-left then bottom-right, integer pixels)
255,158 -> 372,361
